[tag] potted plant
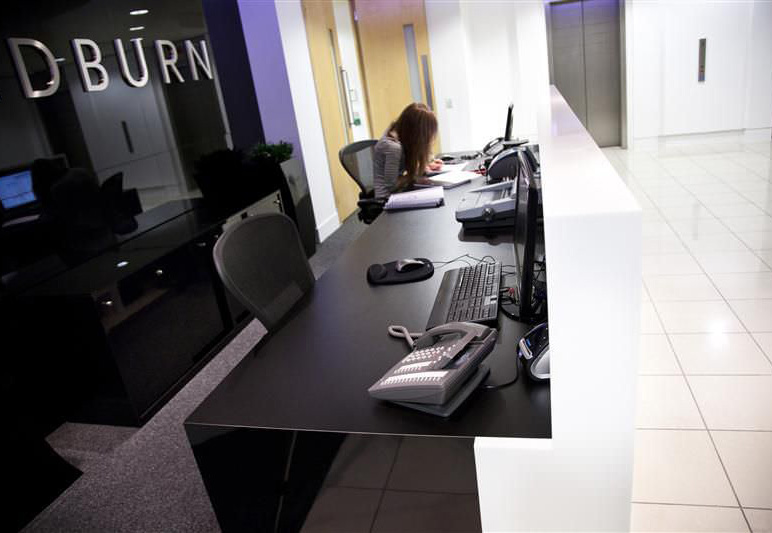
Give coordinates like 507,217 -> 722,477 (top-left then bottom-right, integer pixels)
246,141 -> 316,257
194,141 -> 316,257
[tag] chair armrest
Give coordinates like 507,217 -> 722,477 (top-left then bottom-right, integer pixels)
357,198 -> 385,208
356,198 -> 385,225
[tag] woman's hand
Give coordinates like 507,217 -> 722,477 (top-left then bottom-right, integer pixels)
426,159 -> 443,172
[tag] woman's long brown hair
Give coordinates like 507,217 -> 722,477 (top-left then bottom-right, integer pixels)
389,103 -> 438,190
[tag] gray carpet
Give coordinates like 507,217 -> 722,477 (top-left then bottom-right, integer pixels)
26,213 -> 366,533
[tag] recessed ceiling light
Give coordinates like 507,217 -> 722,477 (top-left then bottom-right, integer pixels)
130,9 -> 149,15
116,260 -> 129,268
129,26 -> 145,31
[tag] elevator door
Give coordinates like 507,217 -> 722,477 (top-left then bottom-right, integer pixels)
548,0 -> 621,147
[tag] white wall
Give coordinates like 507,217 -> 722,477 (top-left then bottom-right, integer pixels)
331,0 -> 371,141
627,0 -> 772,142
272,0 -> 340,241
425,0 -> 550,152
744,0 -> 772,131
424,1 -> 475,152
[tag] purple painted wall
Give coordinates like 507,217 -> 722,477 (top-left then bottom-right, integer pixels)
237,0 -> 303,165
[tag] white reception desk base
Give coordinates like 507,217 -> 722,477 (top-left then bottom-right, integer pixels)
474,86 -> 642,531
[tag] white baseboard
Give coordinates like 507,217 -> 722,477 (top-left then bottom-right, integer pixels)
632,128 -> 771,151
743,128 -> 772,142
316,213 -> 340,243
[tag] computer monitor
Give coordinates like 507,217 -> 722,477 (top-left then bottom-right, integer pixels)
0,168 -> 37,210
504,103 -> 514,142
505,149 -> 546,322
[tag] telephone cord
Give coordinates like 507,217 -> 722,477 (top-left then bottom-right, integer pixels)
387,325 -> 423,350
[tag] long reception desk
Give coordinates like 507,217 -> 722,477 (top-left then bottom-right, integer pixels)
185,86 -> 642,532
474,86 -> 642,531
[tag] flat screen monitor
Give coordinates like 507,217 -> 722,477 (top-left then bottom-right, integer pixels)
511,149 -> 546,322
504,103 -> 514,142
0,169 -> 36,210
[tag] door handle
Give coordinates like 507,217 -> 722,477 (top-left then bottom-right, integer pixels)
121,120 -> 134,154
339,67 -> 355,127
421,54 -> 434,111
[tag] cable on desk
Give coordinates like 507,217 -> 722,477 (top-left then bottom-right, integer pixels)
430,253 -> 499,271
480,358 -> 519,389
387,325 -> 423,350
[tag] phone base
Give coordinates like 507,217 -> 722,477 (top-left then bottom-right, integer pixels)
391,364 -> 490,418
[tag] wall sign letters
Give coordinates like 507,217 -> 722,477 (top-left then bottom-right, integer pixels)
6,37 -> 213,99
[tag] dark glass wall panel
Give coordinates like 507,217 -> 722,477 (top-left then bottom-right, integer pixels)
0,0 -> 264,284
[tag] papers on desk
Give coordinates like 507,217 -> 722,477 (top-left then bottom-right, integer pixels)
425,162 -> 467,176
424,170 -> 478,189
384,187 -> 445,211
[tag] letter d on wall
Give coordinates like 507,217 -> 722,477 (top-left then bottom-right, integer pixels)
71,38 -> 109,92
7,38 -> 60,98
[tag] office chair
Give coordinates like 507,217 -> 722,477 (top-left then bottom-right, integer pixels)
212,213 -> 318,528
338,140 -> 384,224
212,213 -> 314,331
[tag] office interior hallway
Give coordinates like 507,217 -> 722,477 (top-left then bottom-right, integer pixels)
603,136 -> 772,532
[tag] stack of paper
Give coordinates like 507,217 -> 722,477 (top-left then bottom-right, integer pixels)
384,187 -> 445,210
425,170 -> 478,188
425,162 -> 468,176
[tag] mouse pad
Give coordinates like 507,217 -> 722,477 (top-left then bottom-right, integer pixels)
367,258 -> 434,285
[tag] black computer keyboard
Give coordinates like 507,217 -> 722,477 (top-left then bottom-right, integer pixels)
426,262 -> 501,329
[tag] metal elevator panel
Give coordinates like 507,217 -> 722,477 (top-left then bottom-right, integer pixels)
549,1 -> 588,125
548,0 -> 621,147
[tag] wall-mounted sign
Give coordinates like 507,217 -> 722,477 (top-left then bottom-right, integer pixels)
6,37 -> 213,99
698,38 -> 706,82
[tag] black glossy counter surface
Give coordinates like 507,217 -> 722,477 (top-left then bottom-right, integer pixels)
186,178 -> 551,439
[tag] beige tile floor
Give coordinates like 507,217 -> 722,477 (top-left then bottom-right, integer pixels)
603,138 -> 772,533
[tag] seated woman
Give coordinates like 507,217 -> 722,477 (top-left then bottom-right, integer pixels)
373,102 -> 443,200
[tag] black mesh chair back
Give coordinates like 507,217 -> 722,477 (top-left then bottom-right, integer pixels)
213,213 -> 314,331
339,140 -> 377,195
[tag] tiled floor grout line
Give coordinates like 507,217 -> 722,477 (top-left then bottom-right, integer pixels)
636,427 -> 772,433
697,154 -> 772,275
367,436 -> 403,533
631,500 -> 743,510
616,150 -> 755,532
641,373 -> 772,377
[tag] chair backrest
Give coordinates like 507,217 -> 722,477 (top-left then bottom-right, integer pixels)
213,213 -> 315,331
339,140 -> 377,195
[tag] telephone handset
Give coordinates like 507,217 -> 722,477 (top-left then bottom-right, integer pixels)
368,322 -> 497,415
482,137 -> 529,159
482,137 -> 505,157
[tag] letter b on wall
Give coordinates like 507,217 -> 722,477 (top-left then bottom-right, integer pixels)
71,38 -> 109,92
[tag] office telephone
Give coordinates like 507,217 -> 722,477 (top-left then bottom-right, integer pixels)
368,322 -> 497,416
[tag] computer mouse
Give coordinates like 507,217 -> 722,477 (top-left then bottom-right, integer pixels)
396,258 -> 425,273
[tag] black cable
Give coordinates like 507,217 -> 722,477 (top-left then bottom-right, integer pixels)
480,360 -> 519,389
430,253 -> 499,270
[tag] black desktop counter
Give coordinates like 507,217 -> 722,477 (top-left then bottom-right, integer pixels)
185,178 -> 551,532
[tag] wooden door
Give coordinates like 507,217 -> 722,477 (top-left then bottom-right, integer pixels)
302,0 -> 360,221
353,0 -> 438,150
